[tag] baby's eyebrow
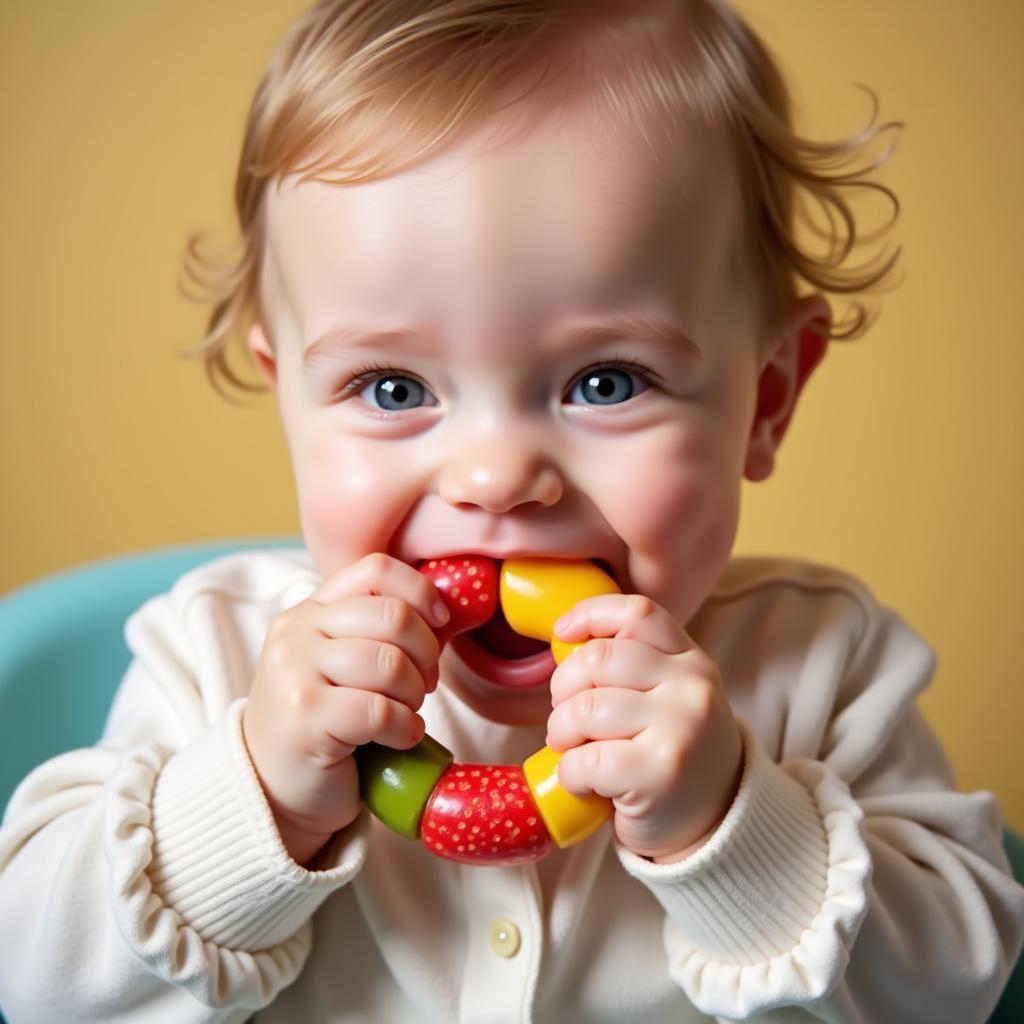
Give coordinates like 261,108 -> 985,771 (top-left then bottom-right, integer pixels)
549,316 -> 702,360
303,325 -> 420,367
302,315 -> 702,366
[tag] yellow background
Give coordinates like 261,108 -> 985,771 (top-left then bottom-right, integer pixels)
1,2 -> 1021,829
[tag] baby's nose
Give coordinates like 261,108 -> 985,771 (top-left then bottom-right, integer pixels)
438,433 -> 563,513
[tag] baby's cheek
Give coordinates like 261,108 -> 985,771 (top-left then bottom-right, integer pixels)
600,432 -> 741,614
624,465 -> 704,538
601,432 -> 720,541
293,431 -> 415,577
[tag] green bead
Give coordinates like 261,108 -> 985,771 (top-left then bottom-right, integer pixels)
355,734 -> 454,840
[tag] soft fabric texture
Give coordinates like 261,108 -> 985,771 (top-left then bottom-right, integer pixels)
0,549 -> 1021,1023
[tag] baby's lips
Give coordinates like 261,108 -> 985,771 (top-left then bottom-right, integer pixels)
418,556 -> 499,647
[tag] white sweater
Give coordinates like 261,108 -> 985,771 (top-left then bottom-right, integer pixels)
0,550 -> 1021,1023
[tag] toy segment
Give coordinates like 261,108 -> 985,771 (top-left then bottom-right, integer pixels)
420,763 -> 551,864
419,556 -> 499,647
356,735 -> 454,840
522,744 -> 613,848
355,556 -> 620,862
500,557 -> 619,663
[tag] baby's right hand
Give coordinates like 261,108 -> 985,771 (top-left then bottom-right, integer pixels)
242,553 -> 449,865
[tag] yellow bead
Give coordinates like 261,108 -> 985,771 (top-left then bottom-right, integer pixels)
503,558 -> 618,848
500,557 -> 618,663
522,745 -> 612,848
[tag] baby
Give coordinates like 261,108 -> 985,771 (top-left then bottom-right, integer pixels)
1,0 -> 1022,1021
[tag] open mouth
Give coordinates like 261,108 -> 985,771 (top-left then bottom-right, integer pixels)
445,557 -> 618,690
473,599 -> 549,659
450,598 -> 556,689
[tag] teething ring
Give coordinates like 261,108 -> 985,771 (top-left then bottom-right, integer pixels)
354,557 -> 618,865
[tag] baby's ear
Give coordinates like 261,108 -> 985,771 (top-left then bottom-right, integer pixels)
247,323 -> 279,393
744,294 -> 831,483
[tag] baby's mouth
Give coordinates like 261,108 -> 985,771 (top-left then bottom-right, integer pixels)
462,557 -> 618,660
450,623 -> 555,689
468,600 -> 550,660
422,554 -> 618,689
445,559 -> 554,689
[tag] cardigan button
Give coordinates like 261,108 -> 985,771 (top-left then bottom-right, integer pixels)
489,917 -> 521,958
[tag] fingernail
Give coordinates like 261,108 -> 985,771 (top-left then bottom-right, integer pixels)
432,599 -> 450,625
554,613 -> 571,635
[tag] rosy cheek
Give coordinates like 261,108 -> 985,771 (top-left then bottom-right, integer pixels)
293,429 -> 414,576
602,432 -> 711,540
600,430 -> 741,614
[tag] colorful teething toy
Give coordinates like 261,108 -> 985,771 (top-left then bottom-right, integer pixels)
354,556 -> 618,864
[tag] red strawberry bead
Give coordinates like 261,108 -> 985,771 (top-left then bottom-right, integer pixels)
419,556 -> 499,648
420,763 -> 551,865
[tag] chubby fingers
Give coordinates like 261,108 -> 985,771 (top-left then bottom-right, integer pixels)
547,634 -> 713,755
311,595 -> 442,692
307,594 -> 439,754
260,622 -> 430,761
555,738 -> 652,802
312,674 -> 427,758
549,622 -> 717,714
549,635 -> 667,709
313,633 -> 431,714
314,552 -> 450,632
546,685 -> 648,752
555,593 -> 692,656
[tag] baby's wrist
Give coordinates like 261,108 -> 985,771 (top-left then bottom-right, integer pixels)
266,797 -> 356,867
274,815 -> 339,867
648,743 -> 745,864
647,820 -> 721,865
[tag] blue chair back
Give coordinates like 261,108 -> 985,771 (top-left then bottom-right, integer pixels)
0,539 -> 298,812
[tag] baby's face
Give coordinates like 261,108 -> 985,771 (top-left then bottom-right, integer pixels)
255,101 -> 776,724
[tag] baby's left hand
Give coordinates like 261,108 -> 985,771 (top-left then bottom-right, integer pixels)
547,594 -> 744,863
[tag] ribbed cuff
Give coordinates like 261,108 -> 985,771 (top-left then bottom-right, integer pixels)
616,719 -> 871,1012
148,698 -> 368,950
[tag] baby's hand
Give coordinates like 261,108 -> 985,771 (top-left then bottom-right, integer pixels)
546,595 -> 743,862
242,554 -> 448,865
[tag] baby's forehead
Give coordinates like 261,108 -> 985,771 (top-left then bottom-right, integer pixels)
264,103 -> 746,304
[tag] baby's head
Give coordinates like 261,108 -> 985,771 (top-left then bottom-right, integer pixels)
186,0 -> 899,721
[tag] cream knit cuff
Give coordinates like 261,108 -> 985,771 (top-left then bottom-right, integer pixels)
147,698 -> 368,950
615,718 -> 871,1014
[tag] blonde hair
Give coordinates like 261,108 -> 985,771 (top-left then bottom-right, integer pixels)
181,0 -> 903,395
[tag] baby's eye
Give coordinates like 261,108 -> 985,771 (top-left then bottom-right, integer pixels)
359,374 -> 436,411
566,366 -> 649,406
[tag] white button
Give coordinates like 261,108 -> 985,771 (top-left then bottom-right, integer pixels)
489,917 -> 521,958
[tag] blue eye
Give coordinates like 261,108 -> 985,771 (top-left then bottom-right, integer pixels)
567,367 -> 647,406
360,374 -> 434,411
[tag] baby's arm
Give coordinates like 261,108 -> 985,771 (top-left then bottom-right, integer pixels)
605,572 -> 1024,1021
0,553 -> 397,1021
0,679 -> 322,1022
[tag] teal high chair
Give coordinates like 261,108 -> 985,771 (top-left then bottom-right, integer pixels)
0,541 -> 1022,1022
